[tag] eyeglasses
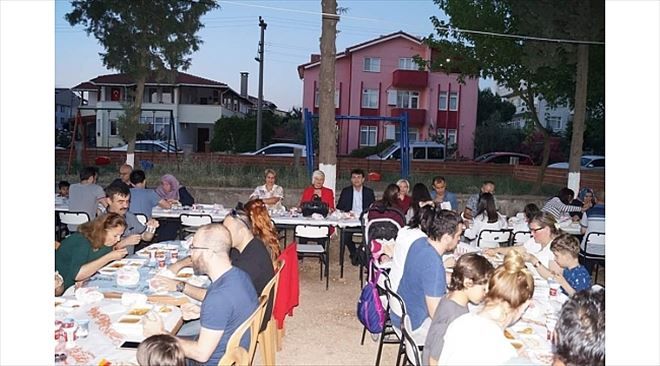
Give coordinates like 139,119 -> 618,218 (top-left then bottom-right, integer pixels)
530,226 -> 546,233
230,209 -> 252,230
189,244 -> 211,251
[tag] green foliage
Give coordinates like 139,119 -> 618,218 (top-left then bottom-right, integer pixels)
210,114 -> 276,153
56,129 -> 72,148
473,124 -> 527,157
117,103 -> 147,143
477,89 -> 516,127
560,109 -> 605,156
349,139 -> 395,158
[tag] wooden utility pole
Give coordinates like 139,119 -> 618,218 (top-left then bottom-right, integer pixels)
318,0 -> 339,193
256,16 -> 267,150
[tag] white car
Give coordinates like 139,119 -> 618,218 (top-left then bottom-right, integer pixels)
241,143 -> 307,157
366,141 -> 445,161
110,140 -> 182,153
547,155 -> 605,170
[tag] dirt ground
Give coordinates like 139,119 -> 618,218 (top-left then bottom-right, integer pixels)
253,234 -> 399,366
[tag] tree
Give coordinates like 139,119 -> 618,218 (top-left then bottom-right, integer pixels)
210,114 -> 276,153
66,0 -> 218,167
476,89 -> 515,127
419,0 -> 604,193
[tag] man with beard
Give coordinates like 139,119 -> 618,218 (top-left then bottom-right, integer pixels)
143,224 -> 258,366
104,183 -> 159,254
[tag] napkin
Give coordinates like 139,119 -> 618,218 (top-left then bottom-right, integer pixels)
75,287 -> 104,304
121,293 -> 148,307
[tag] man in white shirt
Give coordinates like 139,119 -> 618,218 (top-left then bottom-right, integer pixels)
336,169 -> 375,265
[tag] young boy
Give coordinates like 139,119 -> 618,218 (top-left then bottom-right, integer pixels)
547,233 -> 592,295
136,334 -> 185,366
57,180 -> 70,198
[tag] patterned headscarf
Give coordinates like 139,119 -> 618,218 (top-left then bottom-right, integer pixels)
578,187 -> 596,204
156,174 -> 180,200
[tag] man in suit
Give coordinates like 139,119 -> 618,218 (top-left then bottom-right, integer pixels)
337,168 -> 375,265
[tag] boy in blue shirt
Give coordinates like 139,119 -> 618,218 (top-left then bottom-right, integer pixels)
549,233 -> 592,295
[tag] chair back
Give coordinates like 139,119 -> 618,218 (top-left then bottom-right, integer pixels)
402,313 -> 422,366
476,228 -> 512,248
221,295 -> 268,366
218,347 -> 250,366
582,232 -> 605,256
258,260 -> 283,329
511,230 -> 532,245
384,274 -> 407,322
179,213 -> 212,227
294,225 -> 329,239
135,213 -> 148,226
59,211 -> 91,226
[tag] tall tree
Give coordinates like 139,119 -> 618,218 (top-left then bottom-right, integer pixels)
420,0 -> 604,193
476,89 -> 515,127
66,0 -> 218,167
318,0 -> 339,192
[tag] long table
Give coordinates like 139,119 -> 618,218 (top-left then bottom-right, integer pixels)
55,241 -> 190,365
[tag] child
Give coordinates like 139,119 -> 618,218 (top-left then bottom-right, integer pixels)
548,233 -> 592,295
423,253 -> 495,366
136,334 -> 185,366
57,180 -> 70,198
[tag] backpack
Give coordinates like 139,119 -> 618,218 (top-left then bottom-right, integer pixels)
357,274 -> 386,334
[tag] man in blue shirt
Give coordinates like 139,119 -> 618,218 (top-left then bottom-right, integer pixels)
143,224 -> 258,366
430,176 -> 458,212
128,169 -> 171,219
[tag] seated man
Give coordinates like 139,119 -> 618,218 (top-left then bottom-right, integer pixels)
336,168 -> 375,265
553,288 -> 605,366
430,176 -> 458,212
68,166 -> 106,231
143,224 -> 258,366
110,163 -> 133,189
105,183 -> 159,254
129,169 -> 171,220
462,180 -> 496,220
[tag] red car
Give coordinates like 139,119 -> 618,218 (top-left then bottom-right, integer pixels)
474,152 -> 535,165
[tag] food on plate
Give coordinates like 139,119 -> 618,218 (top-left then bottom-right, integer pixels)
517,327 -> 534,335
111,262 -> 125,268
127,308 -> 151,316
118,317 -> 141,324
504,329 -> 515,340
159,306 -> 172,313
510,341 -> 524,350
176,272 -> 193,278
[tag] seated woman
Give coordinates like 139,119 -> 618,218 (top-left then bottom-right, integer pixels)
407,183 -> 433,224
511,203 -> 541,244
249,169 -> 285,211
366,183 -> 406,227
542,187 -> 590,221
155,174 -> 194,206
244,198 -> 282,264
55,213 -> 129,291
463,193 -> 507,248
298,169 -> 335,213
438,250 -> 534,364
395,179 -> 412,214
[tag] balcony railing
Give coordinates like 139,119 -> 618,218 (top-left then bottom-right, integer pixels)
392,69 -> 428,89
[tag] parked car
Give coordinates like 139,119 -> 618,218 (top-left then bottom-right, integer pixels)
366,141 -> 445,161
241,143 -> 307,157
474,152 -> 534,165
547,155 -> 605,170
110,140 -> 182,153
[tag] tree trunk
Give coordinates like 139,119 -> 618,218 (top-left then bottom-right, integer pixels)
568,44 -> 589,192
126,77 -> 146,168
319,0 -> 339,193
524,88 -> 551,194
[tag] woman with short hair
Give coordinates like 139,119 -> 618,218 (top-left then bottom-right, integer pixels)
249,168 -> 285,211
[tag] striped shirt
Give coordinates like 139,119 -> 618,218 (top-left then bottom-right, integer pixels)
542,197 -> 582,220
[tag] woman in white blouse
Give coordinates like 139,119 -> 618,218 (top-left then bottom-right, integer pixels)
249,168 -> 284,211
464,193 -> 507,248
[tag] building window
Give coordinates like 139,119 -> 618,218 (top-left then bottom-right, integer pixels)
438,92 -> 448,111
398,58 -> 418,70
394,127 -> 418,142
361,89 -> 379,109
546,116 -> 562,131
396,91 -> 419,109
363,57 -> 381,72
438,128 -> 457,145
449,92 -> 459,111
314,88 -> 340,108
161,87 -> 173,104
110,119 -> 118,136
359,126 -> 377,146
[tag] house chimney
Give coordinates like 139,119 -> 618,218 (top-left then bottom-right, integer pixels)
240,72 -> 248,98
310,54 -> 321,63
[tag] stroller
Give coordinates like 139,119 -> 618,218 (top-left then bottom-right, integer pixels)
356,205 -> 405,286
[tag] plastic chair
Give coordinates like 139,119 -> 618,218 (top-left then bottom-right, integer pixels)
476,228 -> 512,248
384,274 -> 408,366
135,213 -> 148,226
218,295 -> 268,366
256,260 -> 284,366
58,211 -> 91,239
295,225 -> 330,290
218,347 -> 250,366
402,313 -> 423,366
579,231 -> 605,284
178,213 -> 212,239
510,230 -> 532,246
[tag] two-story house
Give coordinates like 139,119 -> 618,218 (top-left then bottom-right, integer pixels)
297,31 -> 478,158
55,88 -> 81,130
498,84 -> 573,133
72,71 -> 270,152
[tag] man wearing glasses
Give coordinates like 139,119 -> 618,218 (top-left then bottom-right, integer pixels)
143,224 -> 258,366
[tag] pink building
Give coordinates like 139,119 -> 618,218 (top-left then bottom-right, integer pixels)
297,31 -> 478,158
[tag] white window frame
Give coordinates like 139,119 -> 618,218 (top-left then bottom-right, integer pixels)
361,89 -> 379,109
398,58 -> 417,70
546,116 -> 562,131
395,127 -> 419,142
438,129 -> 457,145
438,91 -> 448,111
314,88 -> 340,108
359,126 -> 378,146
363,57 -> 381,72
449,92 -> 459,111
396,91 -> 419,109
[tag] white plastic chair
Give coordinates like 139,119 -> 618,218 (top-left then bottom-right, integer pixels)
295,225 -> 330,290
178,213 -> 212,239
135,213 -> 148,226
579,232 -> 605,284
476,229 -> 512,248
58,211 -> 90,238
402,313 -> 423,366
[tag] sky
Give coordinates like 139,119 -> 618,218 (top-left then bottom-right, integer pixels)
55,0 -> 494,111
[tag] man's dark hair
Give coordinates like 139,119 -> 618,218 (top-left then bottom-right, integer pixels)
482,180 -> 495,186
350,168 -> 365,178
554,288 -> 605,366
79,166 -> 99,182
58,180 -> 70,189
432,175 -> 446,186
558,187 -> 576,205
130,170 -> 146,185
424,209 -> 461,241
105,181 -> 130,199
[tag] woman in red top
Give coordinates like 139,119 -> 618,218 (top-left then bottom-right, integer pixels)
298,170 -> 335,212
396,178 -> 412,214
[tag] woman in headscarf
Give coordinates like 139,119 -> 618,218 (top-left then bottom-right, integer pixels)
155,174 -> 194,206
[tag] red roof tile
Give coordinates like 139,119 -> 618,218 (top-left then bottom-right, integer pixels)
84,71 -> 226,87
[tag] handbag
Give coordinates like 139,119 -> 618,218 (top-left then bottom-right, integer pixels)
301,194 -> 329,217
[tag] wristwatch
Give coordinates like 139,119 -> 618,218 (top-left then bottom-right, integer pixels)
176,281 -> 185,293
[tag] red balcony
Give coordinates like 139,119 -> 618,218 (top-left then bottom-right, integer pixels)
392,69 -> 428,89
392,108 -> 426,127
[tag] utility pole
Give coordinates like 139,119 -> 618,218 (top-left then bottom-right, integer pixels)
255,16 -> 267,150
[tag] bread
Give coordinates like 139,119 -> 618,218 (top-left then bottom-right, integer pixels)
504,329 -> 515,340
517,327 -> 534,335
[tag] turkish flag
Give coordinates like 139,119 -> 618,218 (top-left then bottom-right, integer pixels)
111,88 -> 121,101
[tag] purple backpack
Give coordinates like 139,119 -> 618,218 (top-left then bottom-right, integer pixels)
357,275 -> 386,334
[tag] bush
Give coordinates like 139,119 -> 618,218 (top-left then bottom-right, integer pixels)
210,115 -> 275,153
349,139 -> 395,158
473,123 -> 526,156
